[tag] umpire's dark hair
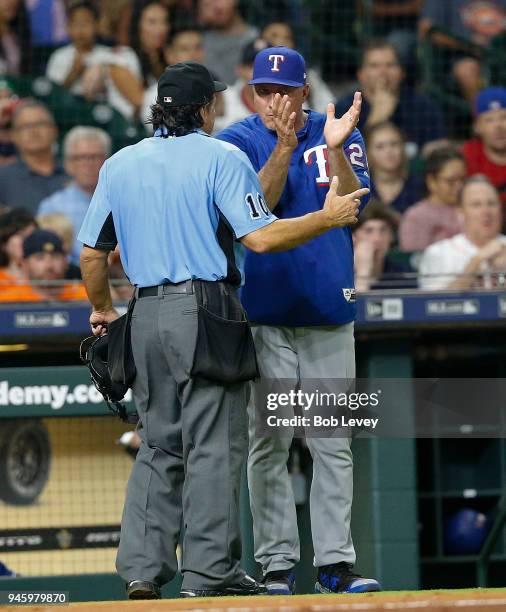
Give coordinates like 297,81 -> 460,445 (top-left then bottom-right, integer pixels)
424,146 -> 466,180
147,100 -> 212,137
0,209 -> 37,267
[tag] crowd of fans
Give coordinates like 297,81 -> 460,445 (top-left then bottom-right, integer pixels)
1,0 -> 506,302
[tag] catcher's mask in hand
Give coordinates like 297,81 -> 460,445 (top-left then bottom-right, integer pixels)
80,334 -> 136,423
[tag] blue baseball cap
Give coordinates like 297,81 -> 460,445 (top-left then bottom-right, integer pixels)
475,87 -> 506,116
249,46 -> 306,88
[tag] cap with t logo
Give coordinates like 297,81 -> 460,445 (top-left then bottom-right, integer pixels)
249,46 -> 306,88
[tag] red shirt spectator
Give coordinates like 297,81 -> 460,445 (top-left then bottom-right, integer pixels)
462,87 -> 506,207
462,139 -> 506,201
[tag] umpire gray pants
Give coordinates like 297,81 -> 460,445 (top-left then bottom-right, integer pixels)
116,290 -> 249,590
248,323 -> 356,573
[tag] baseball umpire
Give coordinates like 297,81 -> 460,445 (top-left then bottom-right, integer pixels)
78,61 -> 369,599
217,47 -> 381,594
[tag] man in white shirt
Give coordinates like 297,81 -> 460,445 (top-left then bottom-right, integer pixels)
46,0 -> 142,119
419,176 -> 506,290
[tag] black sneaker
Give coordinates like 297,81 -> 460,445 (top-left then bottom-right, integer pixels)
180,574 -> 267,597
264,569 -> 296,595
126,580 -> 161,599
315,562 -> 381,593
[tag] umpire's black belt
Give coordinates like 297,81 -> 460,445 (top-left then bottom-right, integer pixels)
136,280 -> 194,298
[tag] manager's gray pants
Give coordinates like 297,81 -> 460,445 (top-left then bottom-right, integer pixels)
116,291 -> 249,590
248,323 -> 356,573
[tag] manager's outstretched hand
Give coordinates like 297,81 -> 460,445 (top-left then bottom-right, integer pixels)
323,175 -> 369,228
324,91 -> 362,149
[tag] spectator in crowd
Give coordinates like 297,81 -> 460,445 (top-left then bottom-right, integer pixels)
46,1 -> 143,120
197,0 -> 257,84
213,38 -> 260,132
335,39 -> 446,153
0,229 -> 87,301
358,0 -> 422,69
0,0 -> 32,75
166,26 -> 226,122
259,21 -> 334,114
140,24 -> 229,130
0,79 -> 19,165
419,176 -> 506,290
38,126 -> 110,266
367,121 -> 424,216
129,0 -> 171,88
141,23 -> 206,126
115,0 -> 191,46
0,100 -> 67,214
399,148 -> 466,251
37,212 -> 73,255
462,87 -> 506,209
0,208 -> 36,283
420,0 -> 506,102
354,200 -> 416,290
37,212 -> 82,279
165,22 -> 205,64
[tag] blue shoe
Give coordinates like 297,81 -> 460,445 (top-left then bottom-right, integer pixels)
315,562 -> 381,594
264,569 -> 296,595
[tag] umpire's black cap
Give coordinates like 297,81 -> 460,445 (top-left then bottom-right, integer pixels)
157,62 -> 227,108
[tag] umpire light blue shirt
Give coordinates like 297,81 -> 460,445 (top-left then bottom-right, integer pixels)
78,129 -> 276,287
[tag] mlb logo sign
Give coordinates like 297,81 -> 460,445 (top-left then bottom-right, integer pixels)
342,288 -> 356,303
164,96 -> 172,103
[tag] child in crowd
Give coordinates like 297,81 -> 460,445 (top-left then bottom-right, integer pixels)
46,0 -> 142,119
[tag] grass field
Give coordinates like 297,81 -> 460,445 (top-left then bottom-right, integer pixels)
4,589 -> 506,612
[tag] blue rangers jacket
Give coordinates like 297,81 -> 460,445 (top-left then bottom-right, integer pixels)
216,110 -> 370,327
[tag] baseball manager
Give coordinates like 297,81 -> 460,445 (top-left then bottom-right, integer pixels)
217,47 -> 381,595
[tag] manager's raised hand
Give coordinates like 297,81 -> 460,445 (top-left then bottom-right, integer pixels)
271,93 -> 297,149
323,175 -> 369,228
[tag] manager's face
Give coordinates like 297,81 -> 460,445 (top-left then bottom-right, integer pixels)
253,83 -> 309,131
